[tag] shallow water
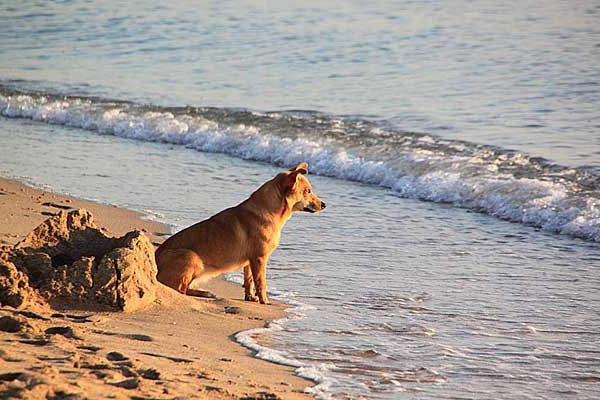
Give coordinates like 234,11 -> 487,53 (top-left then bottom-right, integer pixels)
1,119 -> 599,399
1,0 -> 599,398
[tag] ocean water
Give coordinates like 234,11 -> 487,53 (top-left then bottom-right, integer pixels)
1,1 -> 599,399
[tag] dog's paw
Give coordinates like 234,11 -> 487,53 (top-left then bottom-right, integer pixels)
259,298 -> 270,305
244,294 -> 260,302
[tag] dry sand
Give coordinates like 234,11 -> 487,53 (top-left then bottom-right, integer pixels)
0,177 -> 314,399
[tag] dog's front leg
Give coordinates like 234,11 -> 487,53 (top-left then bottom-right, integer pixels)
250,257 -> 269,305
243,264 -> 259,302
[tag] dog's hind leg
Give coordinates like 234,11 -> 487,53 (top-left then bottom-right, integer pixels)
243,264 -> 259,302
156,249 -> 204,295
250,257 -> 270,305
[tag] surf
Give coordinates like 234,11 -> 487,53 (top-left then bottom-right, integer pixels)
1,85 -> 598,242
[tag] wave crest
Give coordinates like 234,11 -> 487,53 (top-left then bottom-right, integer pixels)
1,85 -> 598,242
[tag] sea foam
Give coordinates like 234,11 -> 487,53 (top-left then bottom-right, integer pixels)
224,273 -> 336,399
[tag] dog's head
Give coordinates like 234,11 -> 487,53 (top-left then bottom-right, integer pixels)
278,162 -> 326,213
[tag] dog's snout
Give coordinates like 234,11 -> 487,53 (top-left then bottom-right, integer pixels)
321,201 -> 326,209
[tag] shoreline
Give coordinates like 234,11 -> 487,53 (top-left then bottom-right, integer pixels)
0,176 -> 314,399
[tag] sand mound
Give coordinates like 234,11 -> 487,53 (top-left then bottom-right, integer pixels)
0,209 -> 159,312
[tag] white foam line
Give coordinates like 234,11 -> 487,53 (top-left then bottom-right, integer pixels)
224,274 -> 336,399
235,327 -> 336,399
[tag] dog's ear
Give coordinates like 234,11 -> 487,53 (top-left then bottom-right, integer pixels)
280,169 -> 303,192
288,162 -> 308,175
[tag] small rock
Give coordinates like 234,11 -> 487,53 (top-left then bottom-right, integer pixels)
119,366 -> 138,378
224,306 -> 242,314
19,339 -> 50,346
80,362 -> 111,370
47,390 -> 84,400
15,310 -> 50,320
0,372 -> 22,381
186,288 -> 217,298
75,355 -> 111,370
76,345 -> 102,352
0,316 -> 23,333
89,370 -> 111,379
41,201 -> 73,210
45,326 -> 80,339
240,392 -> 282,400
66,314 -> 94,322
205,385 -> 226,393
195,371 -> 212,380
110,377 -> 139,389
106,352 -> 128,362
138,368 -> 160,380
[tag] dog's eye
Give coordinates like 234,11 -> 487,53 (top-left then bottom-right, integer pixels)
306,188 -> 311,194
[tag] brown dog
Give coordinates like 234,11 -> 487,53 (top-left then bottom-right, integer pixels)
155,162 -> 325,304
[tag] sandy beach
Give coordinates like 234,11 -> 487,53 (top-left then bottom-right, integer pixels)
0,177 -> 313,399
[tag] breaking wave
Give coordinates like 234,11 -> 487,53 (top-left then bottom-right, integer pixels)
1,85 -> 598,242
